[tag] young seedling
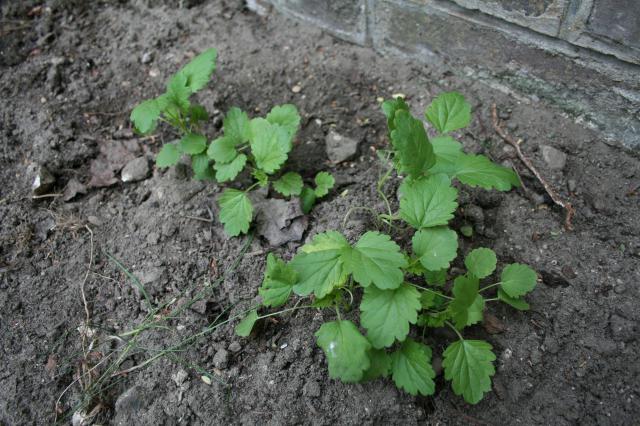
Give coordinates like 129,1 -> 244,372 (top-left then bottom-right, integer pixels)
131,48 -> 218,179
236,92 -> 538,404
130,49 -> 335,237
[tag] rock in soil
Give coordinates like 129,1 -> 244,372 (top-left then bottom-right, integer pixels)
325,130 -> 359,163
31,165 -> 56,196
63,178 -> 87,201
121,157 -> 150,182
251,195 -> 308,246
541,145 -> 567,170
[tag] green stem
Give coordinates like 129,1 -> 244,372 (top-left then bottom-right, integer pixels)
445,321 -> 464,340
485,297 -> 499,302
244,182 -> 260,193
335,305 -> 342,321
479,282 -> 501,293
408,282 -> 453,300
257,304 -> 314,320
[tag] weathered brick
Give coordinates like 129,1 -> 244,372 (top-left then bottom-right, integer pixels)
370,0 -> 640,148
445,0 -> 566,36
268,0 -> 367,44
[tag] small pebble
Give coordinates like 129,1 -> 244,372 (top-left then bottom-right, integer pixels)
291,85 -> 301,93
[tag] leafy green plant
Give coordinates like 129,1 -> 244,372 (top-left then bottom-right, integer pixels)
236,92 -> 538,404
130,49 -> 335,236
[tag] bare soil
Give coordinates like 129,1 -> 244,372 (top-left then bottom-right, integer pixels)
1,1 -> 639,425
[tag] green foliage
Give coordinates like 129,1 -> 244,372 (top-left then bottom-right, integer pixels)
300,171 -> 336,214
290,231 -> 350,298
343,231 -> 407,290
314,172 -> 335,197
235,90 -> 538,406
391,339 -> 436,396
399,174 -> 458,229
390,110 -> 435,178
155,143 -> 181,168
464,248 -> 497,279
424,91 -> 471,134
235,309 -> 258,337
218,189 -> 253,237
131,49 -> 336,237
412,227 -> 459,271
500,263 -> 537,298
443,340 -> 496,404
258,254 -> 297,308
360,283 -> 420,348
273,172 -> 303,197
315,320 -> 371,382
450,275 -> 480,329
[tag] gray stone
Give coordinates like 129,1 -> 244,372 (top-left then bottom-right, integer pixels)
228,342 -> 242,353
31,165 -> 55,196
63,178 -> 87,201
541,145 -> 567,170
121,157 -> 150,182
250,195 -> 308,247
171,369 -> 189,386
325,131 -> 359,163
213,349 -> 229,369
138,266 -> 164,285
140,51 -> 153,64
302,380 -> 321,398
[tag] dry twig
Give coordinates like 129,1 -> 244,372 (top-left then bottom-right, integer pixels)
491,104 -> 575,230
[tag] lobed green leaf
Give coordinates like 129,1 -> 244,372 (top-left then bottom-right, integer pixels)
390,110 -> 435,178
315,320 -> 371,383
412,227 -> 458,271
360,283 -> 421,348
443,339 -> 496,404
266,104 -> 301,140
249,118 -> 290,174
273,172 -> 303,197
258,253 -> 297,308
224,107 -> 251,145
500,263 -> 537,298
391,339 -> 436,396
454,154 -> 520,191
450,274 -> 480,329
218,188 -> 253,236
235,309 -> 259,337
314,172 -> 335,198
290,231 -> 350,298
399,174 -> 458,229
425,92 -> 471,134
179,133 -> 207,154
464,248 -> 497,279
343,231 -> 407,290
156,143 -> 181,168
214,154 -> 247,182
176,48 -> 217,93
131,98 -> 161,134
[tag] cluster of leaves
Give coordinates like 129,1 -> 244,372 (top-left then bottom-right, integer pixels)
130,49 -> 334,237
237,92 -> 538,404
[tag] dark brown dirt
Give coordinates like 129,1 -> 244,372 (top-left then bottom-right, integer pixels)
1,1 -> 639,425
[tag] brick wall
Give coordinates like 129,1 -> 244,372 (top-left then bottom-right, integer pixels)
250,0 -> 640,149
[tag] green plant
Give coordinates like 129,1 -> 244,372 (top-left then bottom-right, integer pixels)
130,49 -> 335,236
236,92 -> 537,404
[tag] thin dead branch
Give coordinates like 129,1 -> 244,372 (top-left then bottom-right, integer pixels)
491,103 -> 575,231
